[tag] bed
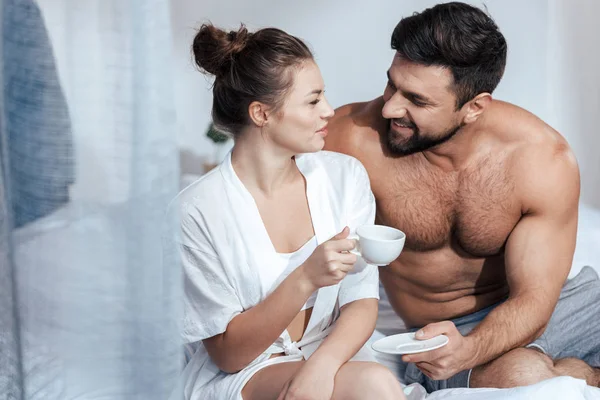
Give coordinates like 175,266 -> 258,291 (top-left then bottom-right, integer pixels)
12,201 -> 600,399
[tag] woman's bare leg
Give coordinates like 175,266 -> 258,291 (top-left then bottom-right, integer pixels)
332,361 -> 406,400
242,361 -> 304,400
242,360 -> 405,400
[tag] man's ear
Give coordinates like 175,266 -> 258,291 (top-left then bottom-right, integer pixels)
461,93 -> 492,124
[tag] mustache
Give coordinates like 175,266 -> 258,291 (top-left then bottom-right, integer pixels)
390,118 -> 417,129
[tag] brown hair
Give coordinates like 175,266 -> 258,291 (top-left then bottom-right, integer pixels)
193,24 -> 314,136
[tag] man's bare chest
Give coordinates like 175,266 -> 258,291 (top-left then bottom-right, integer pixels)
368,157 -> 520,257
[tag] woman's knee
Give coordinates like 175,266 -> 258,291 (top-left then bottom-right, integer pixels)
339,362 -> 405,400
471,348 -> 556,388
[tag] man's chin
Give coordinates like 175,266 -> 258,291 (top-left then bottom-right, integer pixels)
387,144 -> 421,156
386,133 -> 421,156
386,125 -> 461,156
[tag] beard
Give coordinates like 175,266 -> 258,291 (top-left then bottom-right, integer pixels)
385,118 -> 461,156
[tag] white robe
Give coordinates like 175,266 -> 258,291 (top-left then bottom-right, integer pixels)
167,150 -> 380,400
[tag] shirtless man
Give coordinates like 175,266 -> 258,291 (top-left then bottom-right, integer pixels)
325,2 -> 600,392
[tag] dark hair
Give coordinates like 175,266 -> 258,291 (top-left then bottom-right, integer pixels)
391,2 -> 507,108
192,24 -> 313,136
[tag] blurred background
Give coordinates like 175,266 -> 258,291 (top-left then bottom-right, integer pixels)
1,0 -> 599,398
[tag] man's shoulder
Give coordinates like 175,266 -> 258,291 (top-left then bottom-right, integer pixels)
493,102 -> 580,210
502,104 -> 577,170
327,101 -> 368,145
512,135 -> 579,203
490,100 -> 576,166
324,98 -> 382,157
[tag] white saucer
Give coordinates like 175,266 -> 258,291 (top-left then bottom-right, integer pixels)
371,332 -> 449,355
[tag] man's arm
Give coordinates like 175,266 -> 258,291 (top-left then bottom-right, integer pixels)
466,145 -> 580,367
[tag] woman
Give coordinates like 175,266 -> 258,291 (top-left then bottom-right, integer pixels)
169,24 -> 406,400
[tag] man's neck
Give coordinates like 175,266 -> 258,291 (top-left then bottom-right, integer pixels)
422,122 -> 483,172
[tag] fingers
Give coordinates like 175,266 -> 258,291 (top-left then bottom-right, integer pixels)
416,361 -> 452,381
326,238 -> 357,252
402,348 -> 441,363
325,251 -> 357,272
338,263 -> 354,275
415,321 -> 455,340
326,261 -> 353,276
331,226 -> 350,240
337,252 -> 358,266
416,361 -> 435,377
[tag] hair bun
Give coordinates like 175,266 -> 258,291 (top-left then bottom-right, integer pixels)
192,24 -> 250,77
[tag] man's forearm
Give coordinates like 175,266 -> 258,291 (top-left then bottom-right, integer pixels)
308,298 -> 378,370
465,293 -> 554,368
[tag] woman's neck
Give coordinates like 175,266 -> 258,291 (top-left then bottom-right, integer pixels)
230,134 -> 299,197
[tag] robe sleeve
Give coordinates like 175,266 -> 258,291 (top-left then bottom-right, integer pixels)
338,159 -> 380,307
177,205 -> 244,343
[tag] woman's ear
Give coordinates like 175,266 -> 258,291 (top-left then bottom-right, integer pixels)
248,101 -> 270,127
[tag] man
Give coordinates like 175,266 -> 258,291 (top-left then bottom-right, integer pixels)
324,1 -> 600,393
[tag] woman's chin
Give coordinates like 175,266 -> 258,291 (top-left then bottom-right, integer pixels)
310,137 -> 326,152
287,138 -> 325,155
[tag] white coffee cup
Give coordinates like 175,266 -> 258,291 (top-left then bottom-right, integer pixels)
349,225 -> 406,266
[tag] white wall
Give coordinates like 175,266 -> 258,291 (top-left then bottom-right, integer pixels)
38,0 -> 600,206
547,0 -> 600,208
170,0 -> 551,157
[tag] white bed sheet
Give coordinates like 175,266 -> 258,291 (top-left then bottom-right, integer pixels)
427,376 -> 600,400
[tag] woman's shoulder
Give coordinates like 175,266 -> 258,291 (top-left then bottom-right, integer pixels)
301,150 -> 369,182
164,166 -> 231,252
167,166 -> 226,219
302,150 -> 365,173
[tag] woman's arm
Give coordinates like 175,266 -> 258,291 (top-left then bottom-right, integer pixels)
275,297 -> 379,400
204,228 -> 356,373
306,298 -> 378,370
304,157 -> 379,369
204,266 -> 314,373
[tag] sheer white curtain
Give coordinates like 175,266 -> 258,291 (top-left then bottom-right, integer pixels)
1,0 -> 182,398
